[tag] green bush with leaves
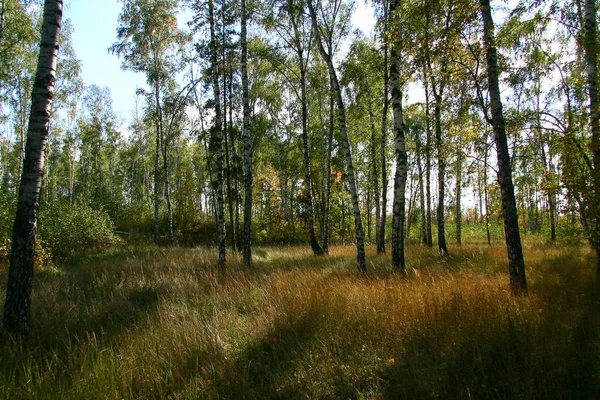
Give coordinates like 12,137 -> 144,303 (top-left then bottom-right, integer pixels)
39,201 -> 121,262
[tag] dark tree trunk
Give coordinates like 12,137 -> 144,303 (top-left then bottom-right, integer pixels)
308,0 -> 367,273
415,133 -> 427,245
209,0 -> 226,273
480,0 -> 527,293
223,70 -> 236,252
378,0 -> 389,254
483,130 -> 491,246
162,124 -> 174,244
300,65 -> 324,255
423,59 -> 433,248
322,85 -> 335,254
433,100 -> 449,256
369,108 -> 380,246
241,0 -> 253,267
3,0 -> 63,335
456,139 -> 462,246
154,90 -> 161,245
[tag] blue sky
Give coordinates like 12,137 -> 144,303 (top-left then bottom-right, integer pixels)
66,0 -> 147,124
65,1 -> 375,127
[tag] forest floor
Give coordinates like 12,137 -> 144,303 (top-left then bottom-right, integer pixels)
0,238 -> 599,399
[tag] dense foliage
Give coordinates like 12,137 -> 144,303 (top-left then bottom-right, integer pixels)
0,0 -> 596,265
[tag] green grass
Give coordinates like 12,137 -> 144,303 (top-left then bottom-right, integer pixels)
0,240 -> 599,399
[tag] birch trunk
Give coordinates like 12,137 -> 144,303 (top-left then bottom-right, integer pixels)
456,139 -> 462,246
369,107 -> 380,247
154,93 -> 160,245
390,0 -> 408,272
378,0 -> 389,254
209,0 -> 226,272
480,0 -> 526,293
322,86 -> 335,254
433,97 -> 449,256
3,0 -> 63,334
308,0 -> 366,272
423,58 -> 433,247
300,65 -> 324,255
241,0 -> 253,267
416,133 -> 427,245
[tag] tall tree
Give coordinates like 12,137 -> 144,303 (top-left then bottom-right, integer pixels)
241,0 -> 253,266
376,0 -> 390,254
389,0 -> 408,272
111,0 -> 184,245
207,0 -> 226,271
582,0 -> 600,274
3,0 -> 63,334
261,0 -> 324,255
308,0 -> 367,273
479,0 -> 526,293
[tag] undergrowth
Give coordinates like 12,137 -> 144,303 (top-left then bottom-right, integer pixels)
0,241 -> 598,399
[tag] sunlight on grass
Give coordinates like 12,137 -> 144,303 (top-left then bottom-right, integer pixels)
0,240 -> 599,399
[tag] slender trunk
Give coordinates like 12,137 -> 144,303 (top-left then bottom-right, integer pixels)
369,107 -> 380,244
229,66 -> 241,252
153,86 -> 161,245
456,139 -> 462,246
548,146 -> 557,241
286,2 -> 324,256
378,0 -> 389,254
406,166 -> 417,241
480,0 -> 527,293
322,85 -> 334,254
416,134 -> 427,245
223,105 -> 236,251
209,0 -> 226,272
434,100 -> 449,255
223,57 -> 236,251
300,65 -> 324,255
161,124 -> 174,244
423,59 -> 433,247
484,132 -> 491,246
308,0 -> 366,272
390,0 -> 408,272
3,0 -> 63,335
241,0 -> 253,267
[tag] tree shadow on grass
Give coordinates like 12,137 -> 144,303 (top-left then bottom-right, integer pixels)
374,265 -> 600,399
0,257 -> 163,398
211,311 -> 320,399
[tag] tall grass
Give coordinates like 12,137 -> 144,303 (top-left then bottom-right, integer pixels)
0,240 -> 599,399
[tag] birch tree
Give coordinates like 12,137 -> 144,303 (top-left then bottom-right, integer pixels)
389,0 -> 408,272
241,0 -> 253,266
111,0 -> 184,245
3,0 -> 63,335
308,0 -> 367,273
479,0 -> 527,293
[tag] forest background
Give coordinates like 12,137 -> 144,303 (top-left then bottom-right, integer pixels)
2,0 -> 600,398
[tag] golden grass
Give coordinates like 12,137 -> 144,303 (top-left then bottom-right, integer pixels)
0,240 -> 599,399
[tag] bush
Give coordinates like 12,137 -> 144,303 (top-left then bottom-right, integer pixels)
39,201 -> 121,262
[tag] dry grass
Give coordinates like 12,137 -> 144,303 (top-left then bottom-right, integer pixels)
0,240 -> 599,399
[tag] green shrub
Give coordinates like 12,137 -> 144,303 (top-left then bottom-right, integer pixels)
39,201 -> 121,262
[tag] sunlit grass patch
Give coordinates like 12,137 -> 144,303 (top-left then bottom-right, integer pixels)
0,239 -> 599,399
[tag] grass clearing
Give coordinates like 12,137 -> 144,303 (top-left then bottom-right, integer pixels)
0,240 -> 599,399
